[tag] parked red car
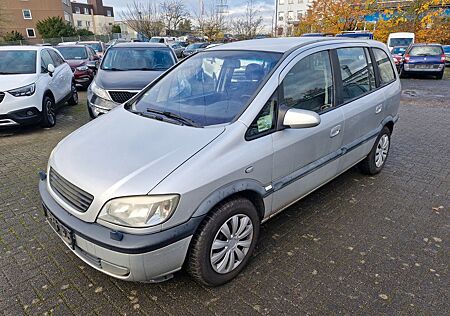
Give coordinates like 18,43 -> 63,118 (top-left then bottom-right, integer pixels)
391,46 -> 407,71
56,45 -> 99,89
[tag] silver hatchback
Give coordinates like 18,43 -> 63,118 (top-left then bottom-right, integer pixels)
39,38 -> 401,286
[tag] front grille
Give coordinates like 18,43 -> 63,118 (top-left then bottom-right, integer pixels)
0,92 -> 5,103
49,168 -> 93,213
109,91 -> 138,104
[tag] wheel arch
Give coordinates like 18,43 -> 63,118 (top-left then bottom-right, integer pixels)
191,180 -> 267,222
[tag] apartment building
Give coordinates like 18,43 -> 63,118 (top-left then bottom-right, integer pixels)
0,0 -> 73,39
275,0 -> 313,36
71,0 -> 114,35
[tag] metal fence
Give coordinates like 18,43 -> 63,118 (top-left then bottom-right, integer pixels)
0,34 -> 121,46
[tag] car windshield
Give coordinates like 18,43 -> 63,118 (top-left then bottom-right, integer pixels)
409,46 -> 443,56
129,50 -> 281,127
84,43 -> 102,52
101,47 -> 175,71
56,47 -> 87,60
186,43 -> 204,50
0,50 -> 36,74
392,47 -> 406,55
389,38 -> 413,47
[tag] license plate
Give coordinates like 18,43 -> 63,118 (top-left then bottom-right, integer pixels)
44,206 -> 74,247
416,64 -> 431,69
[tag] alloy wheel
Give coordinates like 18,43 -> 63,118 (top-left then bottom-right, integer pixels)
375,134 -> 389,168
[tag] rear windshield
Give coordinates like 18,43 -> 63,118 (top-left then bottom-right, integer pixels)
0,50 -> 36,74
409,46 -> 443,56
101,47 -> 175,71
56,47 -> 87,60
391,47 -> 406,55
186,43 -> 206,50
83,43 -> 102,52
443,46 -> 450,54
389,38 -> 413,47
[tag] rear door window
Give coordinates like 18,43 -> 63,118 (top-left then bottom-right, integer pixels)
373,48 -> 396,85
41,50 -> 54,73
336,47 -> 375,103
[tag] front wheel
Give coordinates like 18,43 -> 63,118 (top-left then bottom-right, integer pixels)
187,197 -> 260,286
358,126 -> 391,175
436,71 -> 444,80
67,83 -> 78,105
41,96 -> 56,128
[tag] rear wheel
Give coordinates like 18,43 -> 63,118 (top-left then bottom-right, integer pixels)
359,126 -> 391,175
68,82 -> 78,105
41,95 -> 56,128
187,197 -> 260,286
436,71 -> 444,80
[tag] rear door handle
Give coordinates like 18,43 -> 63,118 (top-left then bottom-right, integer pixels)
330,125 -> 341,138
375,104 -> 383,114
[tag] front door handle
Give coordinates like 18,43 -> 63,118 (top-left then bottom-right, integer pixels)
330,125 -> 341,138
375,104 -> 383,114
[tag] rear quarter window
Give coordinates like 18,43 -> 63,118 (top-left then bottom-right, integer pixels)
373,48 -> 396,85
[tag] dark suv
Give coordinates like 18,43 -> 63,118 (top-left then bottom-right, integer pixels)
402,44 -> 446,79
56,45 -> 99,89
87,42 -> 177,118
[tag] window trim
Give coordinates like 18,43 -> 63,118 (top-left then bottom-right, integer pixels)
26,28 -> 36,38
245,89 -> 280,141
22,9 -> 32,20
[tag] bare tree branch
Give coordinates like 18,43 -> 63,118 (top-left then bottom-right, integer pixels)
121,0 -> 164,39
231,0 -> 264,40
160,0 -> 189,35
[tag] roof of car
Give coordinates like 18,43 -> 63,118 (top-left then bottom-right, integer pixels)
111,42 -> 169,48
207,37 -> 372,53
55,44 -> 88,49
0,45 -> 49,51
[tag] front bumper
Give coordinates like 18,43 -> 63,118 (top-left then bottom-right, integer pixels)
87,92 -> 118,118
39,178 -> 203,282
0,107 -> 42,127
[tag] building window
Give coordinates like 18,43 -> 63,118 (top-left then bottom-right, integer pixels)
77,21 -> 82,27
278,12 -> 284,21
84,7 -> 89,14
75,7 -> 80,14
22,9 -> 32,19
26,28 -> 36,38
62,0 -> 70,5
86,21 -> 91,27
279,0 -> 285,5
64,12 -> 71,22
297,11 -> 303,20
288,0 -> 294,4
298,0 -> 304,3
288,11 -> 294,21
107,10 -> 112,17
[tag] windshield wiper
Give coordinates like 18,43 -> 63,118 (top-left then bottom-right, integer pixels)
104,67 -> 125,71
146,108 -> 200,127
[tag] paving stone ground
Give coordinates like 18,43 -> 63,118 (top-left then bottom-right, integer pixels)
0,74 -> 449,315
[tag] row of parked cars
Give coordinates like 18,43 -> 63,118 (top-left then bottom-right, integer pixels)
390,43 -> 449,79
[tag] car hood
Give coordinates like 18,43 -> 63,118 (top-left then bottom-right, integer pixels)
66,59 -> 88,67
95,69 -> 164,90
0,74 -> 38,91
48,107 -> 225,222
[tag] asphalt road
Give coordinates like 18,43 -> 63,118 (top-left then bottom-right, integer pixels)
0,73 -> 449,315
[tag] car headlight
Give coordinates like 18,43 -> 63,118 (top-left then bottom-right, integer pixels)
98,195 -> 180,227
8,83 -> 36,97
90,80 -> 111,100
76,65 -> 89,71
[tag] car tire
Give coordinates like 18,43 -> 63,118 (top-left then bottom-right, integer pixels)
68,83 -> 79,105
187,196 -> 260,287
87,103 -> 96,119
358,126 -> 391,175
436,71 -> 444,80
41,95 -> 56,128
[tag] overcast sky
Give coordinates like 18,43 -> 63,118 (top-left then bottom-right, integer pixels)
96,0 -> 276,31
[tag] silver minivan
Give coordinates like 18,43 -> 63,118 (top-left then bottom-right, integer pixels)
39,38 -> 401,286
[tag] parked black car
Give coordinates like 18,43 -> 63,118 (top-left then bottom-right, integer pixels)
182,42 -> 210,58
87,43 -> 177,118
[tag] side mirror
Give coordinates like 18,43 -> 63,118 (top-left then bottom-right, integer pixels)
47,64 -> 55,76
87,61 -> 98,69
283,108 -> 321,129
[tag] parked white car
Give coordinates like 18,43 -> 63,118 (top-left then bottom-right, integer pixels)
0,46 -> 78,128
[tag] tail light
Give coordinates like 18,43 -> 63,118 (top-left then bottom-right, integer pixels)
404,54 -> 410,63
441,54 -> 446,62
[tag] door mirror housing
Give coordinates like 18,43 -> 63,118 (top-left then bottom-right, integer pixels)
283,108 -> 321,129
47,64 -> 55,75
87,61 -> 98,69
